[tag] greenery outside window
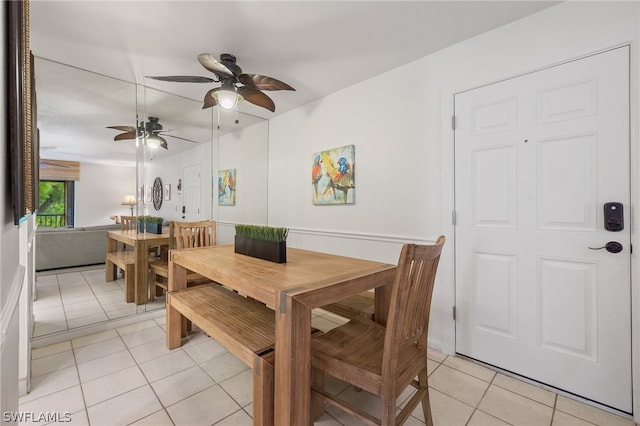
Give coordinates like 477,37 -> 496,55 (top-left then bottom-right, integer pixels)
37,180 -> 75,228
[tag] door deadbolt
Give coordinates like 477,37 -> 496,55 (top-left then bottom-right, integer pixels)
604,202 -> 624,231
588,241 -> 623,253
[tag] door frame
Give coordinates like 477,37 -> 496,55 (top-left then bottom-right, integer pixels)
439,44 -> 639,419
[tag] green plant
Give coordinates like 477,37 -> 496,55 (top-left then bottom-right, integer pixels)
235,224 -> 288,242
137,216 -> 163,224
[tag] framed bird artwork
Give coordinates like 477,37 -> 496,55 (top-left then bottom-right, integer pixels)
218,169 -> 236,206
312,145 -> 355,205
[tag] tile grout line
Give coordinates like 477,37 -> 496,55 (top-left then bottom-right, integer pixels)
70,334 -> 91,425
463,371 -> 508,426
120,327 -> 177,426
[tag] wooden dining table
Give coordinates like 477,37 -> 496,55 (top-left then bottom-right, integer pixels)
167,245 -> 397,425
106,229 -> 170,304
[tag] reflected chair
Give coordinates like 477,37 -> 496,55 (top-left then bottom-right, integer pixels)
149,220 -> 216,300
113,216 -> 138,276
120,215 -> 137,230
310,236 -> 445,426
121,215 -> 161,258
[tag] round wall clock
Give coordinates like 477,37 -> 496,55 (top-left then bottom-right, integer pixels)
152,177 -> 163,210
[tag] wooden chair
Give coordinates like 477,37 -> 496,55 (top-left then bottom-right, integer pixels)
173,220 -> 216,249
120,215 -> 137,230
149,220 -> 216,300
310,236 -> 445,426
120,215 -> 162,258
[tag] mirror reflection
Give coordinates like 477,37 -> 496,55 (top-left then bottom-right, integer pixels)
33,57 -> 269,340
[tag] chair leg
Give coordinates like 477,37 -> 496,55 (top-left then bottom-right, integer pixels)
380,392 -> 396,426
419,369 -> 433,426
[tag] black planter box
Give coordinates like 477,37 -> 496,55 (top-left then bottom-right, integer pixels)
145,223 -> 163,234
234,235 -> 287,263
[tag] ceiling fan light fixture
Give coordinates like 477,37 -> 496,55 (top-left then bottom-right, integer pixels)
214,88 -> 238,110
145,133 -> 163,149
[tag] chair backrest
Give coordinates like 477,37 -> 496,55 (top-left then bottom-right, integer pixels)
382,236 -> 445,379
120,216 -> 137,231
173,220 -> 217,249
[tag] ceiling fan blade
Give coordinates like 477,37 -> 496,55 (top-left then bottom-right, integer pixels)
164,134 -> 200,144
113,131 -> 137,141
239,74 -> 295,91
106,125 -> 135,132
238,87 -> 276,112
146,75 -> 215,83
158,135 -> 168,150
201,87 -> 220,109
197,53 -> 234,78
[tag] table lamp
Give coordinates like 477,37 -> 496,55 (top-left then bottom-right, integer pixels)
121,194 -> 136,215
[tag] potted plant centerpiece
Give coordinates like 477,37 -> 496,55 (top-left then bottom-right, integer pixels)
138,216 -> 164,234
234,224 -> 288,263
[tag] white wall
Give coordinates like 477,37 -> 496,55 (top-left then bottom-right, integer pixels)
75,162 -> 136,227
269,1 -> 640,361
215,121 -> 269,245
146,141 -> 212,222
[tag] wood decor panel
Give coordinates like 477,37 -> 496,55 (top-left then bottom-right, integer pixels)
39,159 -> 80,181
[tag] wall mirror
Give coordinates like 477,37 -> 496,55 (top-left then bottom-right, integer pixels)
33,56 -> 269,340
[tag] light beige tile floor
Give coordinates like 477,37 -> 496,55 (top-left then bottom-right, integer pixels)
26,270 -> 635,425
34,266 -> 164,337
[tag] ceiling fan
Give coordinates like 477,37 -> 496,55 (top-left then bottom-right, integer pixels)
146,53 -> 295,112
106,117 -> 198,150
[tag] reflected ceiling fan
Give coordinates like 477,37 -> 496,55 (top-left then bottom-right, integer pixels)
146,53 -> 295,112
106,117 -> 198,150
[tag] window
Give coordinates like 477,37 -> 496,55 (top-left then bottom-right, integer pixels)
37,180 -> 75,227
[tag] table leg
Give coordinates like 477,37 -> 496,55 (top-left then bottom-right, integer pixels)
166,293 -> 182,349
105,237 -> 117,282
134,242 -> 148,305
275,292 -> 312,425
167,258 -> 189,343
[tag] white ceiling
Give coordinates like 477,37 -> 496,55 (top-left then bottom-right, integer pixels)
30,1 -> 559,166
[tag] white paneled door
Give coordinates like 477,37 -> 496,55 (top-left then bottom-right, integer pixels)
182,163 -> 201,221
454,47 -> 631,412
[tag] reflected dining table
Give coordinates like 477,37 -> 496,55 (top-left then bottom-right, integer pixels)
106,229 -> 170,304
167,245 -> 397,425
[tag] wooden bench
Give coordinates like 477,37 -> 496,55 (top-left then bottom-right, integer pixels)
167,284 -> 323,426
322,291 -> 375,320
105,250 -> 136,302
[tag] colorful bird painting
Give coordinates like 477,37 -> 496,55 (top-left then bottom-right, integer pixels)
312,154 -> 323,202
312,145 -> 355,204
218,169 -> 236,206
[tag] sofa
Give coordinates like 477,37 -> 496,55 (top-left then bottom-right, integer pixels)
35,224 -> 121,271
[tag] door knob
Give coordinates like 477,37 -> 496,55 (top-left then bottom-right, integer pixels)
588,241 -> 623,253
